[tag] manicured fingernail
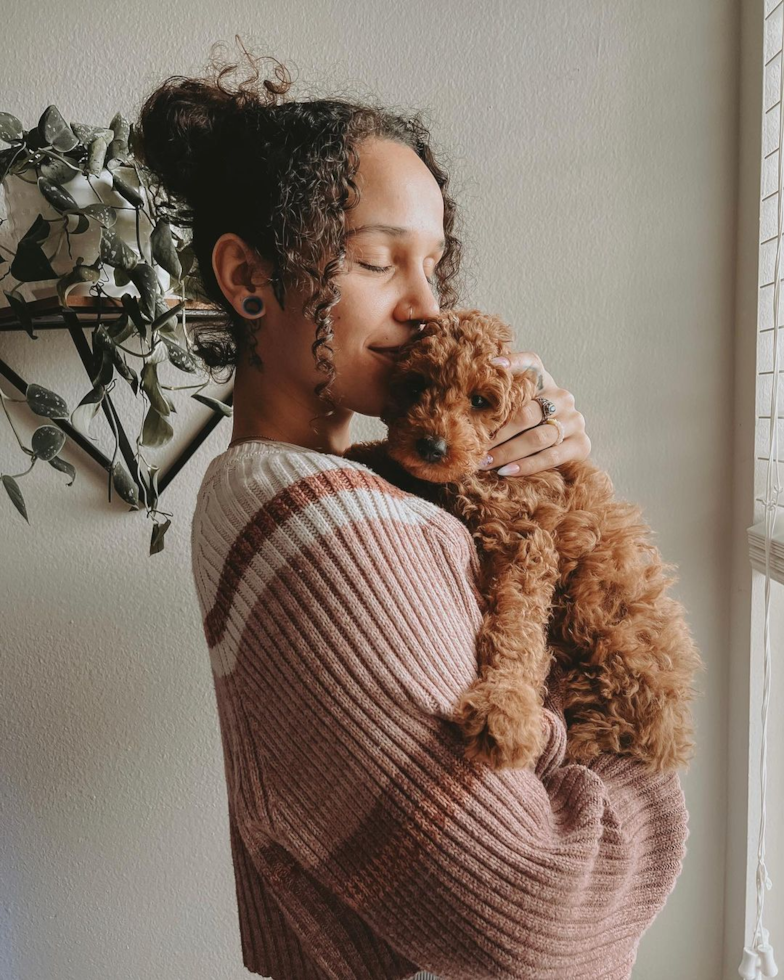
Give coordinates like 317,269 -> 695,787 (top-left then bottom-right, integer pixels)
479,454 -> 494,468
497,462 -> 520,476
490,356 -> 510,367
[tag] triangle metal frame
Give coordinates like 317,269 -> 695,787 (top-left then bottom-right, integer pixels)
0,297 -> 233,500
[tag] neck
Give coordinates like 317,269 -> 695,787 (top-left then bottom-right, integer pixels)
232,331 -> 354,456
230,362 -> 354,455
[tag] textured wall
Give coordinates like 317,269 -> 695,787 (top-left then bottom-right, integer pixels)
0,2 -> 740,978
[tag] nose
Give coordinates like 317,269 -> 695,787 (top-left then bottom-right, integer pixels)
416,435 -> 448,463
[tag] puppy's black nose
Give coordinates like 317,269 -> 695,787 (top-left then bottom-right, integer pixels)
416,435 -> 448,462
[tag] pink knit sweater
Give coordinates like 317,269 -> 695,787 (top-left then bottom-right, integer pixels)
189,439 -> 689,980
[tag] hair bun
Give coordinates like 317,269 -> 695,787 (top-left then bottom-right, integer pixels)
131,40 -> 293,222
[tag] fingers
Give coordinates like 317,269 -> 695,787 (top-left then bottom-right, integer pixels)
482,350 -> 590,477
500,430 -> 591,477
495,351 -> 555,393
482,407 -> 589,477
490,385 -> 575,447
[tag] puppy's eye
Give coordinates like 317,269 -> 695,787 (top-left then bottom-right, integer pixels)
470,393 -> 491,409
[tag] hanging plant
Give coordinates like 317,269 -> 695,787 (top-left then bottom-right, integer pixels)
0,104 -> 231,556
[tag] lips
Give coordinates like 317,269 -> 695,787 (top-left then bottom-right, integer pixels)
369,345 -> 402,360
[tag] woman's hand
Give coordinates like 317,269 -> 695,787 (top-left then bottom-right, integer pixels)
480,351 -> 591,477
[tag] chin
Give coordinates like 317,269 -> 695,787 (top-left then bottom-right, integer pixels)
327,381 -> 387,421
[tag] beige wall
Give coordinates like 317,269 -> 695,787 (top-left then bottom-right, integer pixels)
1,2 -> 744,977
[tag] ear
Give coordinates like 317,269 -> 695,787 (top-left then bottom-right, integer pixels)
487,366 -> 539,439
484,314 -> 514,349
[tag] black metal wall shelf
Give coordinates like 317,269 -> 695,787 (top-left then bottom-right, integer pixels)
0,296 -> 233,499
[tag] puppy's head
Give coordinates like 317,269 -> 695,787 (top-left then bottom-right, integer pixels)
380,308 -> 539,483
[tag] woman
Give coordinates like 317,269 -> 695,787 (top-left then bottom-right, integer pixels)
135,46 -> 689,980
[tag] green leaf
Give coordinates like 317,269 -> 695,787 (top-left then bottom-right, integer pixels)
147,338 -> 168,366
150,298 -> 183,339
0,111 -> 24,143
31,424 -> 66,460
48,455 -> 76,485
3,290 -> 37,339
70,122 -> 114,146
70,385 -> 105,441
113,265 -> 132,288
26,382 -> 69,419
105,313 -> 136,345
162,336 -> 199,373
37,175 -> 79,213
91,323 -> 113,352
65,212 -> 91,235
39,105 -> 79,153
111,461 -> 139,507
150,219 -> 182,279
110,348 -> 138,391
10,239 -> 58,283
39,152 -> 79,185
110,171 -> 143,209
79,202 -> 116,228
2,474 -> 29,523
191,392 -> 233,417
109,112 -> 131,146
144,463 -> 160,512
176,243 -> 196,278
56,261 -> 101,307
99,227 -> 138,271
91,349 -> 114,388
140,361 -> 170,416
87,135 -> 109,177
120,293 -> 147,342
0,144 -> 26,184
141,405 -> 174,448
17,212 -> 51,247
127,262 -> 159,321
150,518 -> 171,556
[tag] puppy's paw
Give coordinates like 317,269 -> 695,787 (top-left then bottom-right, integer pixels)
563,699 -> 694,773
452,680 -> 546,770
563,726 -> 605,766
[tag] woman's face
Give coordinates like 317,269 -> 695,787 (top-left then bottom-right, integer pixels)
214,136 -> 447,446
327,136 -> 446,417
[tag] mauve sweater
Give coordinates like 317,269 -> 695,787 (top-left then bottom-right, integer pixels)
189,439 -> 690,980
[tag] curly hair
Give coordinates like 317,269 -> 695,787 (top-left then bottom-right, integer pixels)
130,36 -> 467,419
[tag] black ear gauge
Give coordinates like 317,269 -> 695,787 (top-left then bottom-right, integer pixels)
242,295 -> 265,317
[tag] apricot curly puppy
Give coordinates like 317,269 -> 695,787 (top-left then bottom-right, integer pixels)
345,308 -> 706,773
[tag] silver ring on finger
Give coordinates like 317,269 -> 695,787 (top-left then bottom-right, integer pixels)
535,396 -> 557,421
543,417 -> 565,445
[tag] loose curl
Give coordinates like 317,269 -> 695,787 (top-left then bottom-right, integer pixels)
131,35 -> 466,419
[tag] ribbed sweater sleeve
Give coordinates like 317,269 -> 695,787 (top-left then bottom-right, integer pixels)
190,444 -> 689,980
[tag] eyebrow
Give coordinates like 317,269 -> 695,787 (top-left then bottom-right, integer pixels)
345,223 -> 446,250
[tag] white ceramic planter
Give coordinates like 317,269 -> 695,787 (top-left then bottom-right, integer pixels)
0,164 -> 171,308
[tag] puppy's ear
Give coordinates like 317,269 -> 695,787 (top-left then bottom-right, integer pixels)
500,366 -> 540,432
485,314 -> 514,349
487,365 -> 539,440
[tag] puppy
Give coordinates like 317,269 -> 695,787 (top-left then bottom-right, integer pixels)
345,308 -> 705,772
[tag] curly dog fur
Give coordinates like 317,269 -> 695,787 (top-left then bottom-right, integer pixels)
345,308 -> 706,773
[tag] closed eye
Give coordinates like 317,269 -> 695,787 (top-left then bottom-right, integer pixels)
358,262 -> 392,273
358,261 -> 439,286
